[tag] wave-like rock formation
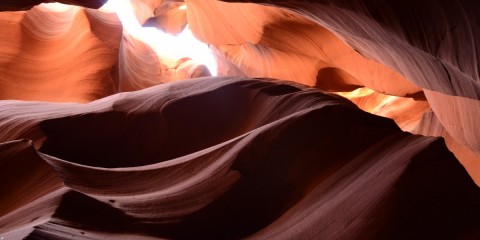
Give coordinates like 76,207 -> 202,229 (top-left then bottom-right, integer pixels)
1,77 -> 479,239
183,0 -> 480,184
108,0 -> 211,91
1,0 -> 480,239
118,32 -> 211,92
0,1 -> 211,102
0,3 -> 122,102
143,0 -> 187,35
186,0 -> 420,95
336,88 -> 430,132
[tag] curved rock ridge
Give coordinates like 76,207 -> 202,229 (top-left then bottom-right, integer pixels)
183,0 -> 480,185
118,31 -> 212,92
0,0 -> 480,238
0,1 -> 211,98
220,0 -> 480,99
142,0 -> 187,35
414,110 -> 480,186
0,3 -> 122,102
336,88 -> 430,132
118,32 -> 165,91
186,0 -> 419,96
102,0 -> 212,91
128,0 -> 163,25
1,77 -> 479,239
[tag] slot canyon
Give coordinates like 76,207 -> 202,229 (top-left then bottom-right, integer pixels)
1,0 -> 480,239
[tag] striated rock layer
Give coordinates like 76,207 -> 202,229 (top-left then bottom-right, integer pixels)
0,1 -> 210,102
0,3 -> 122,102
1,0 -> 480,238
186,0 -> 419,95
1,77 -> 479,239
183,0 -> 480,184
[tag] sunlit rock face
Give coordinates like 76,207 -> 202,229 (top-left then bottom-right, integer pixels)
186,0 -> 420,96
143,0 -> 187,35
185,0 -> 480,185
103,0 -> 213,91
0,3 -> 122,102
1,0 -> 480,239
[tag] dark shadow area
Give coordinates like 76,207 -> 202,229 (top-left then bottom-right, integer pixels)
315,67 -> 362,92
376,139 -> 480,239
145,106 -> 400,239
39,80 -> 315,168
27,190 -> 142,239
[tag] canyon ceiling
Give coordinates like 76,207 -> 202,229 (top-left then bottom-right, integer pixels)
1,0 -> 480,239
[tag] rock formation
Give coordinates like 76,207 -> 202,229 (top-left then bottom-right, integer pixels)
0,3 -> 121,102
0,0 -> 479,239
185,0 -> 480,185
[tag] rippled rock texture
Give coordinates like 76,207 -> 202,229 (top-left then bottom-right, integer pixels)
0,3 -> 121,102
185,0 -> 480,185
1,77 -> 479,239
1,0 -> 480,239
